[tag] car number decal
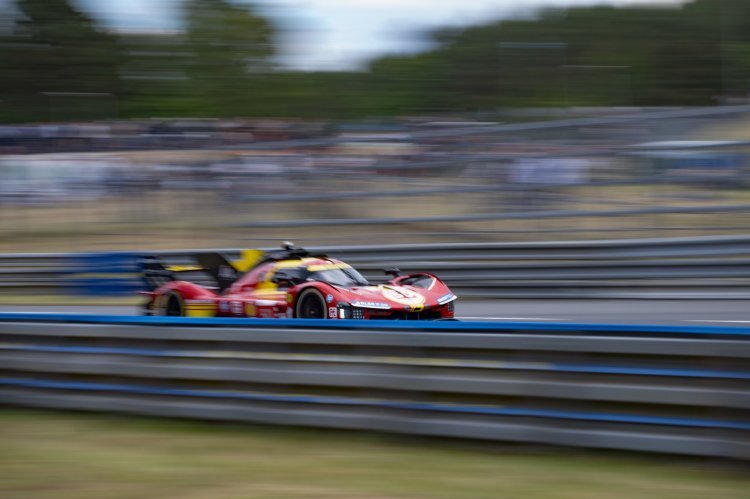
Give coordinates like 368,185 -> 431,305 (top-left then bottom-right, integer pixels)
380,285 -> 425,306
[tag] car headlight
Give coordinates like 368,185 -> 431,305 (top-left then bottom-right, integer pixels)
338,303 -> 365,319
337,303 -> 352,319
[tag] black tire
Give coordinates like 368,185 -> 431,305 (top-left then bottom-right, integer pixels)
165,293 -> 184,317
295,288 -> 327,319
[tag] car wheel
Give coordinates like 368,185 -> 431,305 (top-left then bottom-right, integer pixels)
165,293 -> 184,317
295,288 -> 327,319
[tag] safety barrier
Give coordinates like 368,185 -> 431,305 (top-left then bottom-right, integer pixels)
0,251 -> 141,296
2,235 -> 750,298
0,313 -> 748,458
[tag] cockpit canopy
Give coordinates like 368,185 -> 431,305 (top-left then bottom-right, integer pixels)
270,261 -> 369,288
310,267 -> 369,287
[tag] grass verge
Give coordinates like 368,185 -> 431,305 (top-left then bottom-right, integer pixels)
0,410 -> 748,499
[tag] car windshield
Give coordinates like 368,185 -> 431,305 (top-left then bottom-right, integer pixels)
310,267 -> 369,287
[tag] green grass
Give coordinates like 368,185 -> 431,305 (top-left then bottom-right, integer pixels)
0,410 -> 748,498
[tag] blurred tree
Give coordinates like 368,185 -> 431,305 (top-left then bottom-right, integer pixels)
357,0 -> 737,113
0,0 -> 121,122
184,0 -> 274,117
711,0 -> 750,100
2,0 -> 749,122
117,32 -> 196,118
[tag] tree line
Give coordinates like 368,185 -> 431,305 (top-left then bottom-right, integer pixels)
1,0 -> 749,123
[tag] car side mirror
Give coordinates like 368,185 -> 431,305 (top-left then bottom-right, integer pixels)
384,267 -> 401,277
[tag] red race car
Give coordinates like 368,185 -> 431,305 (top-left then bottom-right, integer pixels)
139,243 -> 457,320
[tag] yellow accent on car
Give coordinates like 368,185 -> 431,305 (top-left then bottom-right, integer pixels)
185,303 -> 217,317
233,249 -> 265,272
307,263 -> 350,272
274,258 -> 315,269
255,282 -> 277,292
245,303 -> 256,316
166,265 -> 203,272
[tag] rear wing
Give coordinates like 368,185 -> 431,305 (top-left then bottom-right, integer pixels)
139,256 -> 175,291
195,253 -> 239,293
139,249 -> 265,293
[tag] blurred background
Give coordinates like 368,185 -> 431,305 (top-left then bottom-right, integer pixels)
1,0 -> 750,252
3,3 -> 750,497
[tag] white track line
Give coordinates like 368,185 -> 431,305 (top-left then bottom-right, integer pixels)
685,320 -> 750,324
457,317 -> 565,321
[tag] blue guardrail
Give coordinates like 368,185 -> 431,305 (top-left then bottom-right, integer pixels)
1,313 -> 750,338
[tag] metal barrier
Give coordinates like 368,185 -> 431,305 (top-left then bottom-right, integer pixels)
2,235 -> 750,298
0,314 -> 748,459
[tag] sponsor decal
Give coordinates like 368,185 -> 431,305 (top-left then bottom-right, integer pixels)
328,307 -> 337,318
231,301 -> 243,315
219,301 -> 229,313
380,285 -> 425,306
287,293 -> 294,303
326,294 -> 334,303
352,300 -> 391,309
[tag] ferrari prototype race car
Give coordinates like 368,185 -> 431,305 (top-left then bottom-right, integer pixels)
139,243 -> 457,320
